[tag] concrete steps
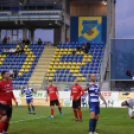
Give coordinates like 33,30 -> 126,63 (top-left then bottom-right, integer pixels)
28,46 -> 56,86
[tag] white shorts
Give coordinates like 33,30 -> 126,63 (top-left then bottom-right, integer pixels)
127,98 -> 134,109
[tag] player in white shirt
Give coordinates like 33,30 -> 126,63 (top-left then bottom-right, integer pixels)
121,98 -> 134,119
21,83 -> 37,114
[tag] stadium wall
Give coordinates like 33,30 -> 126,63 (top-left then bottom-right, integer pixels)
70,16 -> 107,43
13,91 -> 127,108
70,4 -> 107,16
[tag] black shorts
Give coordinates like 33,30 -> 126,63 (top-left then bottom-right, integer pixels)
50,99 -> 60,106
0,104 -> 12,117
72,99 -> 81,109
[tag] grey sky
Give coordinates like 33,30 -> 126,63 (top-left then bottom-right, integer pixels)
116,0 -> 134,38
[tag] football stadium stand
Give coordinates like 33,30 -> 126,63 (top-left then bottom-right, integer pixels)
0,42 -> 45,90
45,42 -> 105,82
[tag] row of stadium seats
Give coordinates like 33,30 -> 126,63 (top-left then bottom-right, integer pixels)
57,44 -> 105,49
45,42 -> 105,82
21,12 -> 60,15
0,13 -> 7,16
58,42 -> 105,45
25,3 -> 54,7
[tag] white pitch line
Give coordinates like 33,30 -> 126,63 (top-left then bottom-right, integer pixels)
10,116 -> 46,124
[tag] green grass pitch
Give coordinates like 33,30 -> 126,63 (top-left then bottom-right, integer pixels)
8,106 -> 134,134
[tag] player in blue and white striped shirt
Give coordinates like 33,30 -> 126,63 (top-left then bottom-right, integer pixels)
84,73 -> 107,134
21,83 -> 37,114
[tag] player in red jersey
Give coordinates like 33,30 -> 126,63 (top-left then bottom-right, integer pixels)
0,71 -> 18,134
46,80 -> 63,120
70,79 -> 84,122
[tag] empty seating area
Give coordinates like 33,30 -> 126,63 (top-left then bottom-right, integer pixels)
46,42 -> 105,82
21,11 -> 60,16
0,43 -> 45,90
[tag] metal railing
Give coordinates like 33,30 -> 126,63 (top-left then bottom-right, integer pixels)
100,33 -> 111,82
0,5 -> 62,12
0,39 -> 50,44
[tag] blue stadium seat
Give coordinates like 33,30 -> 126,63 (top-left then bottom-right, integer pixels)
31,65 -> 35,69
94,70 -> 97,73
83,74 -> 87,77
63,74 -> 67,77
94,66 -> 98,70
65,70 -> 69,73
89,70 -> 93,73
96,59 -> 100,63
80,66 -> 84,70
86,62 -> 90,66
14,81 -> 18,84
83,70 -> 88,73
27,72 -> 31,77
74,59 -> 77,62
69,59 -> 73,62
65,59 -> 69,62
72,77 -> 76,81
25,77 -> 29,81
1,65 -> 4,69
24,81 -> 27,84
69,74 -> 73,77
89,52 -> 93,55
19,81 -> 23,84
90,49 -> 94,52
16,77 -> 20,81
3,62 -> 6,65
79,70 -> 83,73
58,77 -> 62,81
22,73 -> 26,77
61,70 -> 64,73
59,74 -> 63,77
56,70 -> 60,73
70,45 -> 74,48
68,77 -> 71,81
53,77 -> 56,81
57,45 -> 61,48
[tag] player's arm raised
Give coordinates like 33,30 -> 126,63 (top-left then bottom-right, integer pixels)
84,83 -> 96,91
99,92 -> 107,107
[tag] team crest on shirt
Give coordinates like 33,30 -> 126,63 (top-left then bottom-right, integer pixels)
7,84 -> 10,87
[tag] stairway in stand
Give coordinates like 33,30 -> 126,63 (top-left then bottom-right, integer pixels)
28,46 -> 56,88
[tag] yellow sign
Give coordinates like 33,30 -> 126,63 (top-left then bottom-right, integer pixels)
119,92 -> 134,100
78,16 -> 102,42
